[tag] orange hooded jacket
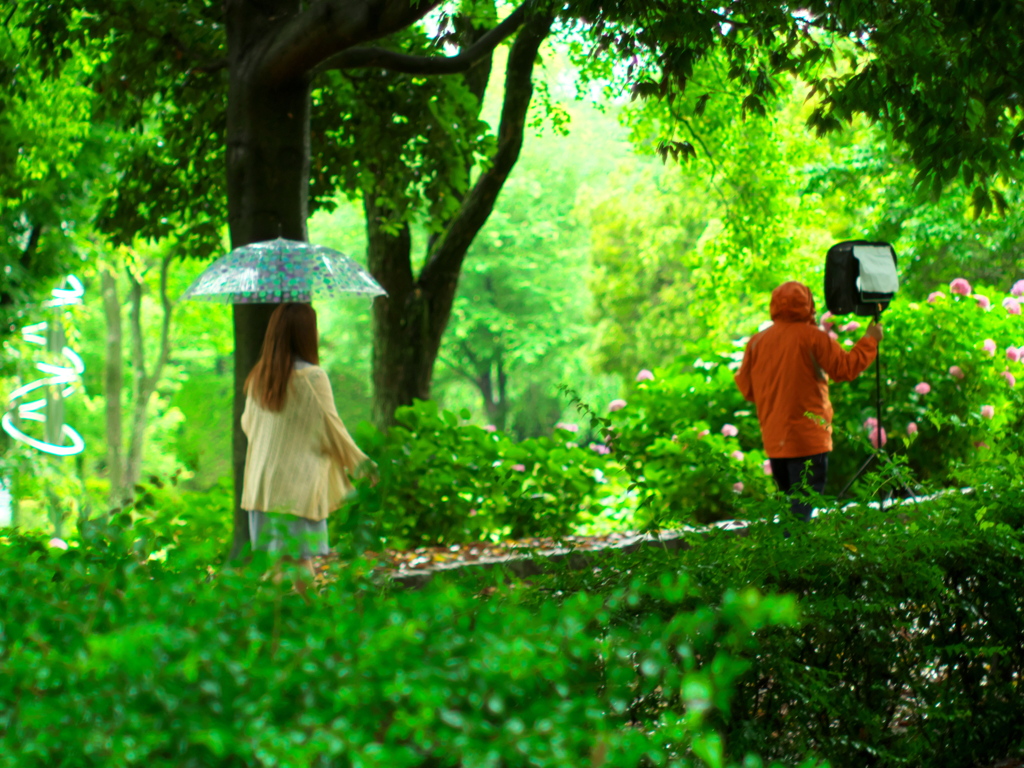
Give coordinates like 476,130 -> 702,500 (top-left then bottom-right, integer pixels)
735,282 -> 878,458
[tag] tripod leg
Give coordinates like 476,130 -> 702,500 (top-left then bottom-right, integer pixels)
838,453 -> 877,500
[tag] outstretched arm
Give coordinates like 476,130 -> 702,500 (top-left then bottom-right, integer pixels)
815,329 -> 879,382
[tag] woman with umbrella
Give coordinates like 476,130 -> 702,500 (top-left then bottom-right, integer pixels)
240,302 -> 374,582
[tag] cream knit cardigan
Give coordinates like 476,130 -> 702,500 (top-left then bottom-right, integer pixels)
241,366 -> 368,521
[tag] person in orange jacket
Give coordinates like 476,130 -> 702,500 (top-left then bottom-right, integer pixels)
735,281 -> 883,520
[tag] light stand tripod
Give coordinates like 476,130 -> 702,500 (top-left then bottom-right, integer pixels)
837,305 -> 921,505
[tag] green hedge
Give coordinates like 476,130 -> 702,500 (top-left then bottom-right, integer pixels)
533,495 -> 1024,768
0,526 -> 803,768
342,400 -> 606,548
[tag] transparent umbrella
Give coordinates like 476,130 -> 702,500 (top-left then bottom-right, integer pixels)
181,237 -> 386,303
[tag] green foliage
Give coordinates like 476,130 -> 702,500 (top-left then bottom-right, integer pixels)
829,287 -> 1024,490
437,89 -> 627,436
539,495 -> 1024,768
340,400 -> 607,548
0,525 -> 802,768
593,279 -> 1024,508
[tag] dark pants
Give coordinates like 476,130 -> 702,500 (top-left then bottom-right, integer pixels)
769,453 -> 829,522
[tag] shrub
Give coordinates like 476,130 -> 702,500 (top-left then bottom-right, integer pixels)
603,280 -> 1024,513
531,494 -> 1024,768
340,400 -> 606,548
0,528 -> 804,768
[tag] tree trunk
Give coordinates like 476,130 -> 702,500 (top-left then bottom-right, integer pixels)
368,11 -> 552,430
366,196 -> 427,428
124,257 -> 174,491
100,266 -> 124,506
226,0 -> 311,559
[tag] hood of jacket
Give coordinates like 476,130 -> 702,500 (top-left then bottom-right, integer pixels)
770,281 -> 816,324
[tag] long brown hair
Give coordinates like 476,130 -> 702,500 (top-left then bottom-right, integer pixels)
244,303 -> 320,412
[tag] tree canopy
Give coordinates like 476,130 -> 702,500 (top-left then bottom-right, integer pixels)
6,0 -> 1024,557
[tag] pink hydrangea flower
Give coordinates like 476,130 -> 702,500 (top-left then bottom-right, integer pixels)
1003,297 -> 1022,315
483,424 -> 497,432
950,277 -> 973,296
1003,371 -> 1016,388
828,331 -> 839,341
981,405 -> 995,419
984,339 -> 997,356
47,537 -> 68,550
976,294 -> 992,310
907,422 -> 918,435
927,291 -> 945,303
1013,280 -> 1024,297
949,365 -> 965,380
555,422 -> 579,433
762,460 -> 773,476
914,382 -> 931,395
720,423 -> 739,437
512,463 -> 526,472
863,416 -> 878,431
590,443 -> 611,455
697,429 -> 709,438
869,426 -> 887,449
841,321 -> 861,332
635,369 -> 655,382
1008,347 -> 1021,363
731,450 -> 745,461
608,398 -> 627,412
732,482 -> 745,493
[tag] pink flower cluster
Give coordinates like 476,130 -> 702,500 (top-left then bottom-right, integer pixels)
914,382 -> 931,395
1008,347 -> 1021,363
1013,280 -> 1024,297
927,291 -> 945,303
950,277 -> 973,296
981,405 -> 995,419
590,443 -> 611,455
635,369 -> 655,383
949,365 -> 965,379
608,398 -> 627,412
721,423 -> 739,437
864,418 -> 886,447
1004,297 -> 1021,315
555,422 -> 579,433
731,450 -> 745,461
984,339 -> 997,356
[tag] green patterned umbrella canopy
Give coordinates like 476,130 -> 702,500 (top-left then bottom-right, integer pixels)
181,238 -> 386,303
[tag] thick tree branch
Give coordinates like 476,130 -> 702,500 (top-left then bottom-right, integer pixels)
259,0 -> 445,85
419,9 -> 553,292
313,3 -> 527,77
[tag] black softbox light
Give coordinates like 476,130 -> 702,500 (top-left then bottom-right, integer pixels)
824,240 -> 899,317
